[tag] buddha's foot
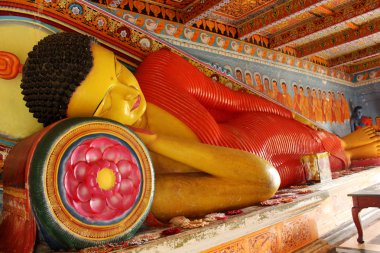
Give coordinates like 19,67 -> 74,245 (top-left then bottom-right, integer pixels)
342,126 -> 380,150
348,139 -> 380,160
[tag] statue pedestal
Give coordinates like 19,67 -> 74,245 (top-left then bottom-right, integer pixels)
122,192 -> 325,253
110,166 -> 380,253
2,166 -> 380,253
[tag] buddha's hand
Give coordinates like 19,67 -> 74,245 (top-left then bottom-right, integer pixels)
348,140 -> 380,160
342,126 -> 380,150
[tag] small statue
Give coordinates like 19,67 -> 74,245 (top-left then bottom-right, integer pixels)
350,106 -> 365,132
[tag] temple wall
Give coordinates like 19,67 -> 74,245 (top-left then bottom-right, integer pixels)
351,81 -> 380,124
172,45 -> 380,135
177,46 -> 356,136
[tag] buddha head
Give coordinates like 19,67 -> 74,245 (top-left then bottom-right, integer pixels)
254,73 -> 262,86
245,72 -> 252,86
353,106 -> 363,119
272,80 -> 278,93
21,32 -> 146,127
281,82 -> 287,94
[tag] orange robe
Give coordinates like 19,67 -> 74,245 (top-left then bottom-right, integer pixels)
315,98 -> 323,122
293,94 -> 301,114
135,49 -> 349,187
282,93 -> 293,108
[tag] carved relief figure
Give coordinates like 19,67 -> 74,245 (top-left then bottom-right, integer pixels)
235,68 -> 243,82
254,72 -> 264,92
271,79 -> 283,103
263,76 -> 273,98
244,71 -> 253,87
281,81 -> 292,108
326,91 -> 332,123
299,86 -> 308,118
315,89 -> 323,122
292,83 -> 301,114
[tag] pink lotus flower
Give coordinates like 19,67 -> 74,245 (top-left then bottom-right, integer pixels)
64,137 -> 141,221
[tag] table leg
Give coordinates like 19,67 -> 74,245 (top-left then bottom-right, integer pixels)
352,207 -> 364,243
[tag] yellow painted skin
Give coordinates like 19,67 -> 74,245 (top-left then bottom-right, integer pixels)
341,126 -> 380,160
67,43 -> 281,221
294,111 -> 380,162
67,43 -> 379,221
67,44 -> 146,126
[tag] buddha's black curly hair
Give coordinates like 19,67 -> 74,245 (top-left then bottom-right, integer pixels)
21,32 -> 94,126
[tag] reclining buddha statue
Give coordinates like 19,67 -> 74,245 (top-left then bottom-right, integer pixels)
20,32 -> 380,222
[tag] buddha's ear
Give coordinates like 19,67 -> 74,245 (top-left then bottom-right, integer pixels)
0,51 -> 23,80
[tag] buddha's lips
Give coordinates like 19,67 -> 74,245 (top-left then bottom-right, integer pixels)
131,96 -> 141,111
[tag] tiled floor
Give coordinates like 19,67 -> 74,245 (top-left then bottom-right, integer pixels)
336,218 -> 380,253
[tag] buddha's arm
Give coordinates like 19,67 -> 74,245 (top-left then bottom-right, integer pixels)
135,131 -> 281,221
135,129 -> 280,187
152,174 -> 278,221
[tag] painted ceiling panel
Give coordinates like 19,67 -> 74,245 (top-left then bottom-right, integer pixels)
214,0 -> 276,19
102,0 -> 380,74
147,0 -> 197,10
262,12 -> 315,36
318,33 -> 380,59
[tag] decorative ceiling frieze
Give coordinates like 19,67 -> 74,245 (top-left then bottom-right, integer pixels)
183,0 -> 228,24
238,0 -> 327,39
192,18 -> 238,38
269,0 -> 380,49
329,44 -> 380,68
86,0 -> 380,80
348,56 -> 380,74
244,34 -> 270,48
103,0 -> 185,22
215,0 -> 276,20
295,17 -> 380,58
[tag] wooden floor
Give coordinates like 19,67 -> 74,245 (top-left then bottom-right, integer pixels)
295,209 -> 380,253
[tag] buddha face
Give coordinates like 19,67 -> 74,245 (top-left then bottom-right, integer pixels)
67,43 -> 146,126
293,85 -> 298,94
236,70 -> 243,81
255,74 -> 262,86
272,81 -> 278,92
299,87 -> 304,96
264,78 -> 269,89
245,73 -> 252,86
281,83 -> 287,93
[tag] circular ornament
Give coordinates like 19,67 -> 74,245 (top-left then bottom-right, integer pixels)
117,26 -> 131,40
68,3 -> 83,15
94,16 -> 108,30
28,117 -> 154,250
138,37 -> 152,51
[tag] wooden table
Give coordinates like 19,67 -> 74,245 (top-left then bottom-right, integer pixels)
348,183 -> 380,243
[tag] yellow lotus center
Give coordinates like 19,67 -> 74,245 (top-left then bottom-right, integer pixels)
97,168 -> 116,190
